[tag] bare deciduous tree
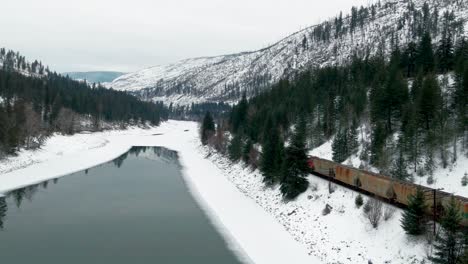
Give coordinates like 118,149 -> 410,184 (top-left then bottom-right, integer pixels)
383,205 -> 396,221
54,108 -> 77,135
364,198 -> 383,228
213,121 -> 227,154
23,103 -> 45,149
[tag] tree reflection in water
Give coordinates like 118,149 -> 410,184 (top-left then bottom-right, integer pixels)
0,146 -> 179,231
0,197 -> 7,229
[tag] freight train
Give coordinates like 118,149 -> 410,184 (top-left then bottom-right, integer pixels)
307,156 -> 468,226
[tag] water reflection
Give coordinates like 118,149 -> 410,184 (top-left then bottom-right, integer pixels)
0,197 -> 7,229
113,147 -> 180,168
0,147 -> 179,231
0,146 -> 241,264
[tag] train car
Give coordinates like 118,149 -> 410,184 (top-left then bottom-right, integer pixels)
308,156 -> 468,226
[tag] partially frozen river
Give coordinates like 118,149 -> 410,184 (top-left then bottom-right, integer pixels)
0,146 -> 242,263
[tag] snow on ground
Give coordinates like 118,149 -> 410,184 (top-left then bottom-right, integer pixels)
418,154 -> 468,197
204,148 -> 429,264
1,120 -> 456,263
0,121 -> 319,264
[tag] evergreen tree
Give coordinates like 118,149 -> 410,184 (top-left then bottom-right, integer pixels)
242,139 -> 253,164
200,111 -> 215,145
419,75 -> 441,130
280,116 -> 310,200
228,133 -> 243,161
417,32 -> 435,74
0,197 -> 6,229
453,66 -> 467,144
402,42 -> 418,77
391,144 -> 410,181
347,123 -> 359,156
401,188 -> 428,235
230,92 -> 248,133
370,122 -> 386,166
355,194 -> 364,208
332,129 -> 348,163
260,118 -> 284,185
437,29 -> 454,73
430,196 -> 465,264
461,173 -> 467,187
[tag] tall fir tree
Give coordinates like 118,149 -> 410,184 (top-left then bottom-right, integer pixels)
0,197 -> 6,229
242,139 -> 253,164
417,32 -> 435,74
260,117 -> 284,185
228,133 -> 243,161
280,115 -> 310,200
391,142 -> 410,181
200,111 -> 215,145
430,196 -> 465,264
401,187 -> 428,235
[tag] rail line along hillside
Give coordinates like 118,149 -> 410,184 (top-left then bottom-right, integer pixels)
308,156 -> 468,226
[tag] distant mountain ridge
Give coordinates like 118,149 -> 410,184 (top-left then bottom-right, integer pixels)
106,0 -> 468,106
64,71 -> 125,83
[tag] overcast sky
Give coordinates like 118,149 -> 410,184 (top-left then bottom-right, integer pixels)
1,0 -> 373,73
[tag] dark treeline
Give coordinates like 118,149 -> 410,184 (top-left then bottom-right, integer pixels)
0,57 -> 168,156
168,102 -> 232,121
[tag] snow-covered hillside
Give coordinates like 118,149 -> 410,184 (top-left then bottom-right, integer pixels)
106,0 -> 468,105
0,48 -> 48,78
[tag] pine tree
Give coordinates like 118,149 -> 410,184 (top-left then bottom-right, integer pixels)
417,32 -> 435,74
419,75 -> 441,130
355,194 -> 364,208
391,144 -> 410,181
430,196 -> 465,264
280,116 -> 310,200
242,139 -> 253,164
347,124 -> 359,156
260,118 -> 284,185
200,111 -> 215,145
437,29 -> 454,73
461,173 -> 467,187
228,133 -> 243,161
402,42 -> 418,77
230,92 -> 248,133
0,197 -> 7,229
401,188 -> 428,235
332,129 -> 348,163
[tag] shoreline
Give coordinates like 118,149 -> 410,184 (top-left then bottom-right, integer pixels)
0,120 -> 318,264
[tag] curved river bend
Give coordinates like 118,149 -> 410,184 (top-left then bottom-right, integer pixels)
0,147 -> 243,264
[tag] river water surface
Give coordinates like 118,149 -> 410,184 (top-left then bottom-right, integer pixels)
0,147 -> 243,264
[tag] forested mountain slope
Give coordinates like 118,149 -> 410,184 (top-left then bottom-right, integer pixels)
0,49 -> 168,158
107,0 -> 468,106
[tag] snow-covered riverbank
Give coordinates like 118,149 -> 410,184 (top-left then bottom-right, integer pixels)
0,120 -> 320,264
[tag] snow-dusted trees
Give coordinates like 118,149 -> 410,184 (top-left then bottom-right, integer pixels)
280,116 -> 310,200
260,116 -> 284,185
0,54 -> 168,156
332,125 -> 358,163
430,197 -> 466,264
400,188 -> 428,235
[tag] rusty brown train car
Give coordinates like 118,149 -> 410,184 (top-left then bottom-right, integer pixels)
309,156 -> 468,226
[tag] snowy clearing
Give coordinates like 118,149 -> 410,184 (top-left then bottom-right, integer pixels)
0,120 -> 319,264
